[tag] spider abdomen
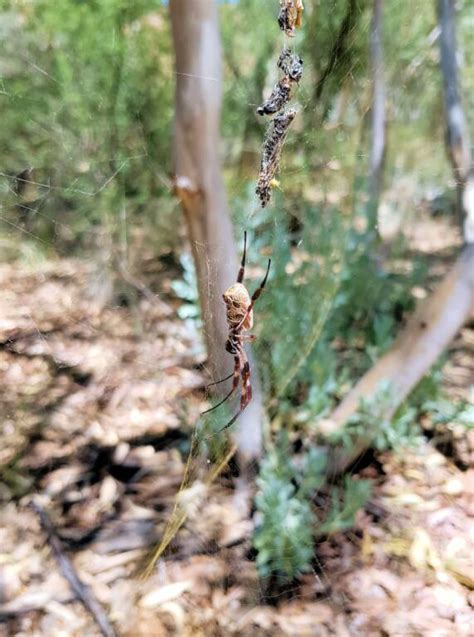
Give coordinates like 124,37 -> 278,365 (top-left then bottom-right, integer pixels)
223,282 -> 253,331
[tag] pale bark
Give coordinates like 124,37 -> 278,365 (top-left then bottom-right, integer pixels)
369,0 -> 385,224
169,0 -> 263,460
321,0 -> 474,473
437,0 -> 474,242
325,244 -> 474,473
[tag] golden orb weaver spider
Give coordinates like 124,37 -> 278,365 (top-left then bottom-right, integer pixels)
201,232 -> 271,432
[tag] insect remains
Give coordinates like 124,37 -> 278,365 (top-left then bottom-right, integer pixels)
277,48 -> 304,83
254,6 -> 304,206
201,232 -> 271,432
257,76 -> 292,116
278,0 -> 304,37
256,108 -> 297,207
256,50 -> 303,116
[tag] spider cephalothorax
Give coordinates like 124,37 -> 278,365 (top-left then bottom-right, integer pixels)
201,232 -> 271,432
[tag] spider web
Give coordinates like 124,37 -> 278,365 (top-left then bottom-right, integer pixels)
140,0 -> 364,623
1,1 -> 471,635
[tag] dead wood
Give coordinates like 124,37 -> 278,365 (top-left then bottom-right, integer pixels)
326,243 -> 474,473
322,1 -> 474,472
32,500 -> 118,637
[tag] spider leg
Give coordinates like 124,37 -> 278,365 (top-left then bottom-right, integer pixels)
217,356 -> 252,433
251,258 -> 271,304
237,231 -> 247,283
240,360 -> 252,408
200,355 -> 240,416
216,408 -> 244,433
206,339 -> 252,387
206,371 -> 234,388
236,258 -> 271,331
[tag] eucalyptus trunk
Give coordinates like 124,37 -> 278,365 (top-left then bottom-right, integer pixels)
368,0 -> 386,227
437,0 -> 474,241
169,0 -> 263,461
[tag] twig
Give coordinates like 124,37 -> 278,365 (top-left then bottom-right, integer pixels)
315,0 -> 358,101
32,500 -> 118,637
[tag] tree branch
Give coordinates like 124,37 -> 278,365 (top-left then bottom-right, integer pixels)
326,243 -> 474,473
32,500 -> 117,637
315,0 -> 359,101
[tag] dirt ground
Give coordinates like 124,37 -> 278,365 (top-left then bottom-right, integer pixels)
0,216 -> 473,636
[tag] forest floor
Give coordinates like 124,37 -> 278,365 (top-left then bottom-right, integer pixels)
0,214 -> 473,637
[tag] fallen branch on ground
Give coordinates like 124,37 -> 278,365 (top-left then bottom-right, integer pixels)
324,243 -> 474,473
32,499 -> 117,637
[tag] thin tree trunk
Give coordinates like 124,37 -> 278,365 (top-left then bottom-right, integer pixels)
437,0 -> 474,242
326,243 -> 474,473
369,0 -> 385,227
320,0 -> 474,474
169,0 -> 263,460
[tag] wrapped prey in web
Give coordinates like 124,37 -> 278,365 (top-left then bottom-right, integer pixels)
256,50 -> 303,116
278,0 -> 304,37
257,76 -> 292,116
277,47 -> 304,82
256,108 -> 297,207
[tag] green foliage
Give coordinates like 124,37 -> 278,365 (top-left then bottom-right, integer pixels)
423,398 -> 474,429
329,365 -> 472,457
220,0 -> 275,159
253,437 -> 327,579
254,481 -> 314,579
331,228 -> 421,357
1,0 -> 173,249
304,341 -> 343,420
253,435 -> 372,579
319,477 -> 372,535
244,200 -> 422,430
333,380 -> 423,452
2,0 -> 472,586
302,0 -> 371,118
254,203 -> 343,399
1,0 -> 471,256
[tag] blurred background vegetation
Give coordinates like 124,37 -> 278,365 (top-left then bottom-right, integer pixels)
1,0 -> 473,580
1,0 -> 472,253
